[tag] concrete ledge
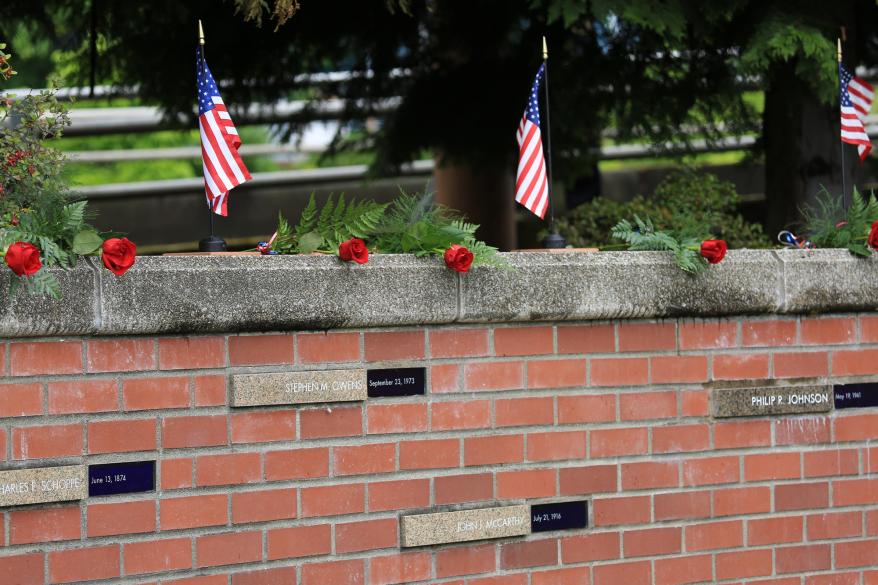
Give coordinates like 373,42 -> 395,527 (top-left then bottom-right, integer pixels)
1,249 -> 877,337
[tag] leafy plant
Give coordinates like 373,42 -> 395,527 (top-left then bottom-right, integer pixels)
801,188 -> 878,257
272,193 -> 388,254
611,215 -> 709,274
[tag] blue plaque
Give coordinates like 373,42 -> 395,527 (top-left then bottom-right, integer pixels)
367,367 -> 426,397
531,501 -> 588,533
834,382 -> 878,409
88,461 -> 155,497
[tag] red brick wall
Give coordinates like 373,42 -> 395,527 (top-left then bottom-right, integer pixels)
0,314 -> 877,584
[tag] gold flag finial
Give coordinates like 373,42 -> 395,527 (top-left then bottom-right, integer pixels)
837,37 -> 843,63
542,36 -> 548,60
198,20 -> 205,46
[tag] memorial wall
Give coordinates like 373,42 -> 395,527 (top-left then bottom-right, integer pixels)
0,251 -> 876,584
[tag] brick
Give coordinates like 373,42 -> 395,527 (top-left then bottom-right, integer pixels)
301,483 -> 364,517
169,576 -> 227,585
87,338 -> 155,372
593,495 -> 650,526
495,396 -> 554,427
367,403 -> 428,434
196,531 -> 262,567
435,473 -> 493,504
557,323 -> 615,354
834,349 -> 878,375
0,382 -> 43,417
123,376 -> 189,410
748,516 -> 803,545
429,328 -> 489,358
10,506 -> 80,544
161,494 -> 228,530
715,420 -> 771,449
807,511 -> 862,540
401,438 -> 459,469
88,500 -> 156,537
228,334 -> 293,365
742,319 -> 797,346
593,560 -> 651,585
651,356 -> 708,384
532,567 -> 590,585
161,458 -> 193,490
654,490 -> 711,521
862,315 -> 878,341
800,317 -> 856,344
196,452 -> 261,486
775,543 -> 831,574
368,478 -> 430,512
774,351 -> 829,377
745,452 -> 800,481
336,518 -> 398,553
0,553 -> 44,585
334,443 -> 396,475
465,435 -> 522,466
158,336 -> 225,370
559,464 -> 617,496
806,573 -> 861,585
431,364 -> 460,392
685,519 -> 743,551
775,482 -> 829,511
300,405 -> 362,439
48,380 -> 117,414
500,538 -> 558,569
619,322 -> 676,351
804,448 -> 859,477
370,552 -> 431,585
561,532 -> 620,563
48,545 -> 120,583
10,341 -> 82,376
836,413 -> 878,442
464,361 -> 525,391
590,357 -> 648,386
713,353 -> 770,380
436,544 -> 496,578
527,430 -> 586,462
13,423 -> 82,459
89,418 -> 156,454
365,330 -> 425,361
432,400 -> 491,430
469,575 -> 528,585
653,424 -> 710,453
495,326 -> 553,356
836,539 -> 878,568
713,486 -> 771,517
232,568 -> 297,585
622,461 -> 679,490
871,510 -> 878,535
654,554 -> 713,585
265,447 -> 329,481
297,332 -> 360,363
125,537 -> 191,575
267,524 -> 331,560
681,390 -> 709,416
834,479 -> 878,506
301,559 -> 364,585
557,394 -> 616,424
590,427 -> 648,458
194,375 -> 226,406
528,358 -> 586,389
231,410 -> 297,443
680,320 -> 737,349
624,527 -> 681,557
715,549 -> 772,580
497,468 -> 556,499
232,488 -> 296,524
162,415 -> 227,449
620,390 -> 676,420
775,416 -> 830,445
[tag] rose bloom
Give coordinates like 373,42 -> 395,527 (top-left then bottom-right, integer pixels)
338,238 -> 369,264
444,244 -> 474,273
869,221 -> 878,250
700,239 -> 727,264
101,237 -> 137,276
4,241 -> 41,276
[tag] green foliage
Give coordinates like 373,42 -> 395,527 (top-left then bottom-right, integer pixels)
273,193 -> 388,254
802,188 -> 878,257
611,215 -> 707,274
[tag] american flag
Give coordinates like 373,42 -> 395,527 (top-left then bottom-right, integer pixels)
839,63 -> 874,162
515,63 -> 549,219
197,49 -> 251,216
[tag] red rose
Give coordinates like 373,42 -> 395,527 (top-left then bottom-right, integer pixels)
700,239 -> 727,264
444,244 -> 474,273
338,238 -> 369,264
869,221 -> 878,250
4,241 -> 41,276
101,237 -> 136,276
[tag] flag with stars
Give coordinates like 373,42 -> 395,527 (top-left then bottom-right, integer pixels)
515,63 -> 549,219
197,49 -> 251,216
839,63 -> 873,162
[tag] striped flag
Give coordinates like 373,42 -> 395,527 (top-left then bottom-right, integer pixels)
515,63 -> 549,219
839,63 -> 873,162
197,49 -> 251,216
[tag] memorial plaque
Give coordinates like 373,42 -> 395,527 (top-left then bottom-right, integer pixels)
0,465 -> 86,507
231,369 -> 367,406
89,461 -> 155,497
834,382 -> 878,409
713,385 -> 832,418
401,504 -> 530,547
530,501 -> 588,533
367,367 -> 426,397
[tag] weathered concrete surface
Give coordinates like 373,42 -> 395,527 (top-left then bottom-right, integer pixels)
0,249 -> 876,337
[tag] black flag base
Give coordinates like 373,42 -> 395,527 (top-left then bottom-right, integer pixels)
198,235 -> 227,252
543,231 -> 566,249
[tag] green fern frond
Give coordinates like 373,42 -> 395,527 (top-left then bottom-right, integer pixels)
295,194 -> 318,237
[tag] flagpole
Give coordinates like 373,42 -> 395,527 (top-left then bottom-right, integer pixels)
838,37 -> 850,212
541,36 -> 566,249
197,19 -> 227,252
